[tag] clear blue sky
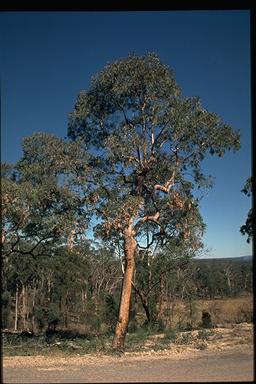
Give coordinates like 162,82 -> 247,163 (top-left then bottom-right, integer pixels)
0,10 -> 252,258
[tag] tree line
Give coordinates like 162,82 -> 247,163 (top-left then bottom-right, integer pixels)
1,235 -> 252,334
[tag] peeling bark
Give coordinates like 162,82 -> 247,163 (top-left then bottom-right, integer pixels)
112,225 -> 137,350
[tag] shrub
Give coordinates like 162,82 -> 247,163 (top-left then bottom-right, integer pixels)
201,310 -> 213,328
47,304 -> 61,331
163,328 -> 177,342
197,329 -> 213,340
80,300 -> 102,334
235,304 -> 253,323
128,319 -> 138,333
177,333 -> 191,345
34,307 -> 46,331
104,294 -> 118,330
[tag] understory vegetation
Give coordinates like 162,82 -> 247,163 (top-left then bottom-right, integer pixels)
3,294 -> 253,357
2,243 -> 252,338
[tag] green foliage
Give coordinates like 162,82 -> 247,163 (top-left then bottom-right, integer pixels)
241,177 -> 252,196
2,291 -> 12,328
69,53 -> 239,254
193,258 -> 252,299
1,134 -> 90,269
46,304 -> 61,331
2,290 -> 12,307
128,319 -> 138,333
240,177 -> 253,243
125,327 -> 152,351
34,307 -> 46,330
35,304 -> 62,334
163,328 -> 177,341
104,294 -> 118,329
80,299 -> 102,333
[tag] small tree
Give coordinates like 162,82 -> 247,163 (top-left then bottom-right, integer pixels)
68,53 -> 240,349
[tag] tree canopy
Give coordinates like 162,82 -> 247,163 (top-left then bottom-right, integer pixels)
68,53 -> 240,250
1,132 -> 94,290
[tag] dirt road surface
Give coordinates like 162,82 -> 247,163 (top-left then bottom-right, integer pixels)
3,345 -> 254,383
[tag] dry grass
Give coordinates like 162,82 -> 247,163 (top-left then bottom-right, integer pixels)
196,295 -> 253,326
162,295 -> 253,329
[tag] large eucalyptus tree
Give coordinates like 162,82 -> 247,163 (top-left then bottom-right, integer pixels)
68,53 -> 240,349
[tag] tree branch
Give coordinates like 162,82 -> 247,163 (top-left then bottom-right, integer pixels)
138,232 -> 162,250
4,234 -> 21,257
121,154 -> 140,164
154,169 -> 175,194
146,258 -> 190,296
152,116 -> 173,150
134,211 -> 160,232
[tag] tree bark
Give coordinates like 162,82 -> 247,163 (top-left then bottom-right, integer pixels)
112,225 -> 137,350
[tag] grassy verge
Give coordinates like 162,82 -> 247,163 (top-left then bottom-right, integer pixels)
2,326 -> 222,357
2,332 -> 113,357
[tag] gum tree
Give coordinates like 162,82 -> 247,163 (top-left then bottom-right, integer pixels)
1,134 -> 90,330
68,53 -> 240,350
2,133 -> 89,260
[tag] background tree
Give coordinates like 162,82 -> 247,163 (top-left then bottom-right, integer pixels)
132,241 -> 194,326
1,133 -> 90,331
240,177 -> 253,243
2,134 -> 90,261
68,53 -> 240,349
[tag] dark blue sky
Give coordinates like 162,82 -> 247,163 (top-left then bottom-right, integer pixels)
0,10 -> 251,258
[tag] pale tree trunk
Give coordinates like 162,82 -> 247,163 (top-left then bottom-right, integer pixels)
112,225 -> 137,350
22,284 -> 26,329
81,290 -> 86,312
14,284 -> 19,331
32,285 -> 36,332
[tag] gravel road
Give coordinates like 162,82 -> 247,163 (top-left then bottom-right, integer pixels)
3,345 -> 254,383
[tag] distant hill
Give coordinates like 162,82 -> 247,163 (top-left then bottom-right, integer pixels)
230,255 -> 252,262
195,255 -> 252,263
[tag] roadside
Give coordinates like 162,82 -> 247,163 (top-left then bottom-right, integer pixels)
3,323 -> 254,382
3,345 -> 254,383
